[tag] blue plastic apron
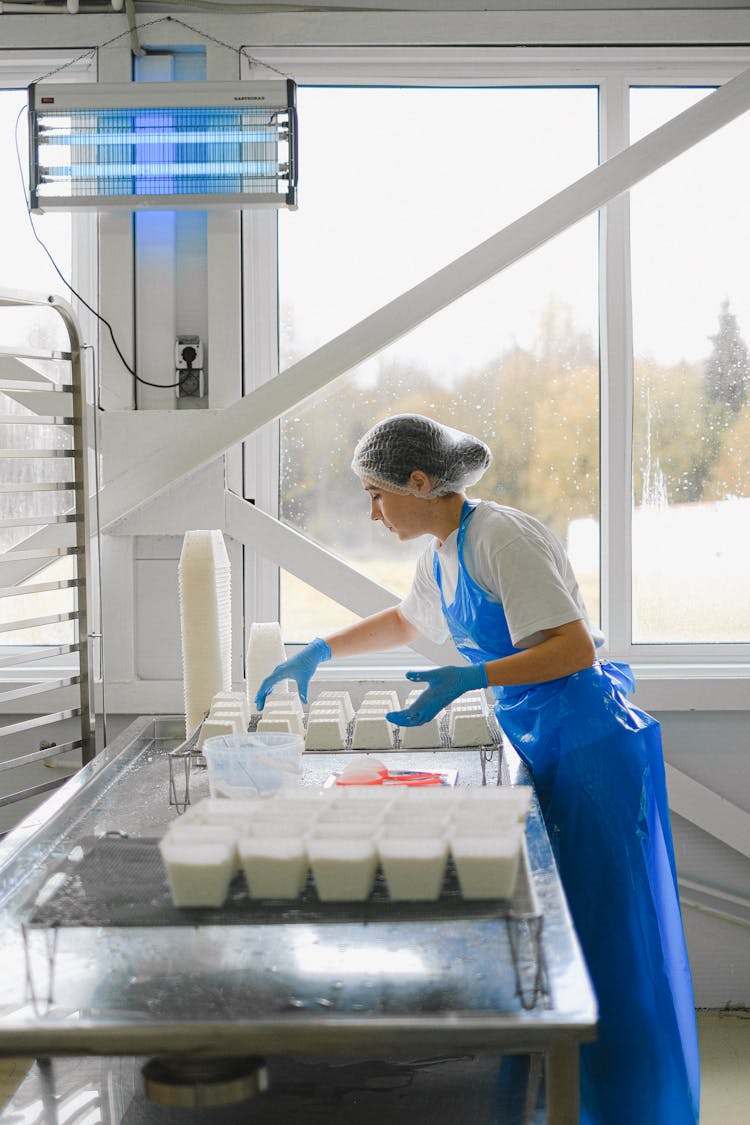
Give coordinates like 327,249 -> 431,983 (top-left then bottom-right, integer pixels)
433,500 -> 700,1125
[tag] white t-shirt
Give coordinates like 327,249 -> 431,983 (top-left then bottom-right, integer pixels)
400,501 -> 604,651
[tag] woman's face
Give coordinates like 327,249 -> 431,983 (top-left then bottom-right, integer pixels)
363,478 -> 433,541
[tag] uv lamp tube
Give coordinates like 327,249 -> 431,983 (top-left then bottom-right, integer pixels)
38,130 -> 281,146
41,161 -> 283,178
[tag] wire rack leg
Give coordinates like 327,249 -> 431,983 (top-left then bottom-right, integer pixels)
21,924 -> 59,1017
168,750 -> 192,814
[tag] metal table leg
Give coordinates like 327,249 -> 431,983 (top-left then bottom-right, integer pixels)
545,1043 -> 579,1125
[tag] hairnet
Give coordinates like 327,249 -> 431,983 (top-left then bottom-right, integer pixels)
351,414 -> 492,498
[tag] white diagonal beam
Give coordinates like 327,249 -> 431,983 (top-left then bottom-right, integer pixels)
0,354 -> 58,385
666,764 -> 750,859
224,490 -> 457,665
91,63 -> 749,528
2,385 -> 74,417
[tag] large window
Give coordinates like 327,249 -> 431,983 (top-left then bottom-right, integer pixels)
0,92 -> 72,344
278,85 -> 600,639
255,52 -> 750,665
630,87 -> 750,644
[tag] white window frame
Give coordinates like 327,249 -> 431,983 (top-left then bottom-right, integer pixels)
241,46 -> 750,698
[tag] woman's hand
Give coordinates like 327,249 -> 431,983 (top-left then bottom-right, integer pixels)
386,663 -> 488,726
255,637 -> 331,709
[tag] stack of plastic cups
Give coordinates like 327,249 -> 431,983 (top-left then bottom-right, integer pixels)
178,530 -> 232,738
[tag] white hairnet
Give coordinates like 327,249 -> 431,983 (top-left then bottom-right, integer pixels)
351,414 -> 492,498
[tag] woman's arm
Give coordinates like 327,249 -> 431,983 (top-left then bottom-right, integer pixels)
326,606 -> 420,659
386,618 -> 596,726
484,618 -> 596,687
255,606 -> 419,709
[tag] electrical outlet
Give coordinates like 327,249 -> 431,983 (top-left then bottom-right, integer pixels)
175,335 -> 205,398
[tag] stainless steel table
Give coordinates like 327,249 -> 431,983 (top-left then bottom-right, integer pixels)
0,716 -> 596,1124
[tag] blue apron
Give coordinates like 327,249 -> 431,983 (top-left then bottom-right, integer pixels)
433,500 -> 699,1125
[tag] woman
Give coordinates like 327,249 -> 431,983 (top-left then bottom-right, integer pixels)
257,413 -> 700,1125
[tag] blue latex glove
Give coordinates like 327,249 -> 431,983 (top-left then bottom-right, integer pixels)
255,637 -> 331,710
386,663 -> 488,726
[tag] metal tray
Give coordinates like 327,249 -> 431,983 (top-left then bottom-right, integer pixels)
24,832 -> 539,930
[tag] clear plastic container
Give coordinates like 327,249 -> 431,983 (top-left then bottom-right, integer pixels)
202,732 -> 303,799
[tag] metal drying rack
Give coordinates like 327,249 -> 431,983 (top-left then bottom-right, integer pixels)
167,707 -> 505,814
21,826 -> 547,1013
167,720 -> 205,813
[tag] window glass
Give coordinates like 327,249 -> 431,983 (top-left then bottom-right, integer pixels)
630,88 -> 750,643
282,571 -> 361,638
0,91 -> 72,346
278,86 -> 599,641
0,90 -> 75,645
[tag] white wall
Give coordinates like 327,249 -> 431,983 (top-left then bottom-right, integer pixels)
657,711 -> 750,1008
